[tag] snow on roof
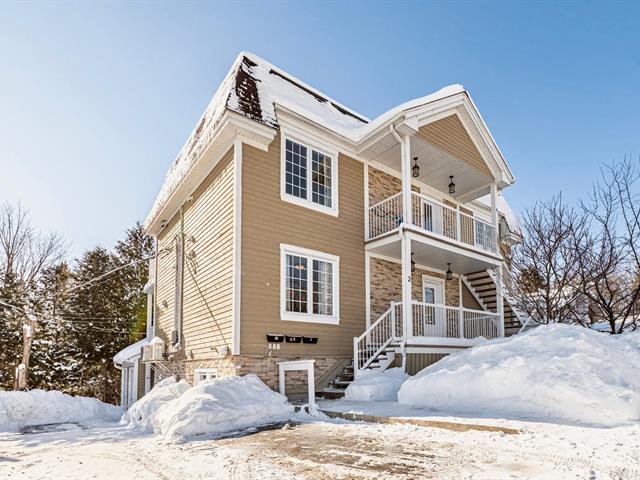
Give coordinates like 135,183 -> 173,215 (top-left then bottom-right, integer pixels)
477,192 -> 521,235
145,51 -> 466,230
113,337 -> 149,365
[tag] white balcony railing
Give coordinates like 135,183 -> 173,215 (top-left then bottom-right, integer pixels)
367,192 -> 497,254
411,301 -> 501,340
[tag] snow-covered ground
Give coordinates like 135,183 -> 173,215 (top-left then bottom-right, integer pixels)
2,414 -> 639,479
3,325 -> 640,478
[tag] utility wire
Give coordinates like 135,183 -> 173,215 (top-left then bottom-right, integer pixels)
64,255 -> 154,294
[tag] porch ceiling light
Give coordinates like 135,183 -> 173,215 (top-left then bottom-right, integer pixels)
448,176 -> 456,195
412,157 -> 420,178
446,263 -> 453,281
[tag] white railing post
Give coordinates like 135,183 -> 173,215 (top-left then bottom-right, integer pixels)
391,305 -> 396,339
494,266 -> 505,337
401,235 -> 412,344
458,307 -> 464,339
456,208 -> 461,243
353,336 -> 359,377
490,183 -> 499,253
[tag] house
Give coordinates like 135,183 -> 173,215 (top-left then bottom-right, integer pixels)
115,51 -> 523,403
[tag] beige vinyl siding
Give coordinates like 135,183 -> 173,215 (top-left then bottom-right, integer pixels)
155,214 -> 180,346
154,148 -> 235,358
136,360 -> 146,399
406,353 -> 448,376
417,114 -> 492,178
240,133 -> 365,357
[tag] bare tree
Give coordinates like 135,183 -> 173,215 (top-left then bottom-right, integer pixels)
571,157 -> 640,334
0,203 -> 66,389
507,195 -> 588,324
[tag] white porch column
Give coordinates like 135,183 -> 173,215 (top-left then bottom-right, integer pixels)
490,183 -> 499,251
400,135 -> 412,226
495,266 -> 505,337
401,234 -> 412,344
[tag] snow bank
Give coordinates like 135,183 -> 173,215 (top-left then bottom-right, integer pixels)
124,374 -> 294,441
122,376 -> 191,431
0,390 -> 121,432
398,324 -> 640,427
344,368 -> 408,402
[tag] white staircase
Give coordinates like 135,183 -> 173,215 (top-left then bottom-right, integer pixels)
463,270 -> 528,336
353,302 -> 402,377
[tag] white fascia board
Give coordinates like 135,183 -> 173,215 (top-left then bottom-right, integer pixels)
146,111 -> 276,236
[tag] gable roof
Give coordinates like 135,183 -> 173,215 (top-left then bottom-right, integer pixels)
145,51 -> 511,232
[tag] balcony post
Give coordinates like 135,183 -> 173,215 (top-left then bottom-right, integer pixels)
490,183 -> 499,251
494,266 -> 505,337
401,234 -> 412,343
400,135 -> 412,226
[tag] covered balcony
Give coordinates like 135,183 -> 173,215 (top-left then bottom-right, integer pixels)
368,191 -> 497,254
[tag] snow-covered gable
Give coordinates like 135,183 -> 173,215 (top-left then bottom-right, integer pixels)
145,51 -> 474,231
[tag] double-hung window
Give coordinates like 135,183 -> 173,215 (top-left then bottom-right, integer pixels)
281,244 -> 339,325
282,136 -> 338,215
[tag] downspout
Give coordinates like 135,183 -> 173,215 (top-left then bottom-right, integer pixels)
171,205 -> 185,349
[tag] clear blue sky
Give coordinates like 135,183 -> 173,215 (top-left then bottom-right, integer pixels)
1,2 -> 638,258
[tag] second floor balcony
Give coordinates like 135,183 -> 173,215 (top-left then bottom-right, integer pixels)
367,190 -> 498,255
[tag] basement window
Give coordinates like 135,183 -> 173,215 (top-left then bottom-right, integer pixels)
280,244 -> 339,325
281,136 -> 338,216
193,368 -> 217,385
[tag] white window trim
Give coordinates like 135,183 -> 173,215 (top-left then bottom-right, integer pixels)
280,133 -> 339,217
280,244 -> 340,325
193,368 -> 218,385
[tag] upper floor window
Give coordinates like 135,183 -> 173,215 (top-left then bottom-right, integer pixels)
282,137 -> 338,216
280,244 -> 340,325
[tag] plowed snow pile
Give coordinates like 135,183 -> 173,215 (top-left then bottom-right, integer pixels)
124,374 -> 294,441
0,390 -> 121,432
344,368 -> 408,401
398,324 -> 640,426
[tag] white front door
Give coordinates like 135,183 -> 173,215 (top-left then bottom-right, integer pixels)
422,277 -> 445,336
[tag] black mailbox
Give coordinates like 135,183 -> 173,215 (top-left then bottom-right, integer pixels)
285,334 -> 302,343
302,336 -> 318,344
266,333 -> 284,343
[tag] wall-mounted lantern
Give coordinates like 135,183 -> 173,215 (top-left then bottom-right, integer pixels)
446,263 -> 453,281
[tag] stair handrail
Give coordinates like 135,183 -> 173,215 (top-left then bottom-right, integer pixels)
486,268 -> 529,328
353,301 -> 401,376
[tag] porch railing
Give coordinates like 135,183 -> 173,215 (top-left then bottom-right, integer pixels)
411,301 -> 501,340
366,191 -> 497,254
368,192 -> 403,239
353,302 -> 403,373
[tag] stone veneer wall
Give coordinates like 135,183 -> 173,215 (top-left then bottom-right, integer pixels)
155,354 -> 346,396
369,257 -> 460,321
368,166 -> 420,206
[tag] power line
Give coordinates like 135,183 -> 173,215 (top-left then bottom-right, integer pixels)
64,255 -> 154,295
